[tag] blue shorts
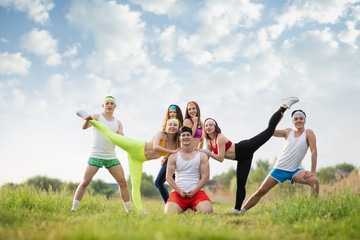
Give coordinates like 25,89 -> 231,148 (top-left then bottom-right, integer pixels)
270,168 -> 301,184
88,157 -> 120,168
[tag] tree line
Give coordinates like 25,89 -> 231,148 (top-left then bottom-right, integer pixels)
1,173 -> 160,199
1,161 -> 356,198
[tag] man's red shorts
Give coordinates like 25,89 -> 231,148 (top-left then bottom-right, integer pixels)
166,190 -> 211,211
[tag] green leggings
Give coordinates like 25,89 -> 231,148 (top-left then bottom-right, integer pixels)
90,119 -> 147,211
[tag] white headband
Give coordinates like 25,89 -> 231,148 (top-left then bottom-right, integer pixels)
205,119 -> 216,126
293,111 -> 306,119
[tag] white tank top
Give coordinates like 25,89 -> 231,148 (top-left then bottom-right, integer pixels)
273,129 -> 309,171
175,151 -> 201,192
90,113 -> 118,159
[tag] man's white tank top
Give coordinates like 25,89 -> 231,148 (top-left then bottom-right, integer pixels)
175,151 -> 201,192
90,113 -> 118,159
273,129 -> 309,171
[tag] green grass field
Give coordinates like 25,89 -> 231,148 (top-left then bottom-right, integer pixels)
1,183 -> 359,240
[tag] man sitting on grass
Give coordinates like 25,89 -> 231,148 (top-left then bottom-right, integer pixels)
164,126 -> 213,214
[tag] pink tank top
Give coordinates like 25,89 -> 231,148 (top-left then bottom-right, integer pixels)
190,118 -> 203,139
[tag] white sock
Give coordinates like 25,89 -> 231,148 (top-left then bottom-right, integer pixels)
240,207 -> 246,213
72,200 -> 80,211
124,201 -> 132,212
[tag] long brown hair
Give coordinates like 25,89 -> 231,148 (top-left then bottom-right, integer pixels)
204,118 -> 221,140
162,118 -> 182,149
185,101 -> 201,128
162,104 -> 184,131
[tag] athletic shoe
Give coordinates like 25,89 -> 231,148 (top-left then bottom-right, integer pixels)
229,208 -> 241,214
139,209 -> 150,215
281,97 -> 299,109
126,209 -> 134,214
76,110 -> 90,119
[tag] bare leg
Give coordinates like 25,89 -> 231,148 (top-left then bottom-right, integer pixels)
164,202 -> 183,214
108,164 -> 130,202
242,174 -> 278,211
74,165 -> 99,201
195,201 -> 213,214
292,170 -> 319,195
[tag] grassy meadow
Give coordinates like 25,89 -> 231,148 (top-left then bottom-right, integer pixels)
1,173 -> 359,240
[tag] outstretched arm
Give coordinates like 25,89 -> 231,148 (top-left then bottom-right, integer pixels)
200,135 -> 226,162
273,128 -> 291,138
153,131 -> 179,154
81,113 -> 99,130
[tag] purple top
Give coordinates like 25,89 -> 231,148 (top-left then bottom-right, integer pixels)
190,118 -> 203,139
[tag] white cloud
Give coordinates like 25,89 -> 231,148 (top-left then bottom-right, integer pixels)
157,25 -> 177,62
67,0 -> 149,81
175,0 -> 264,65
27,98 -> 48,115
127,0 -> 185,16
184,48 -> 213,65
70,59 -> 82,69
268,0 -> 358,39
338,21 -> 360,49
11,87 -> 27,108
197,0 -> 263,31
0,0 -> 54,25
212,33 -> 244,62
20,28 -> 61,66
351,5 -> 360,20
0,52 -> 31,75
0,79 -> 21,108
46,73 -> 65,99
240,28 -> 273,58
0,38 -> 9,43
63,43 -> 81,57
279,27 -> 360,103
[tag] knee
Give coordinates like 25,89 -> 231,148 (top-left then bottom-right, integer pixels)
196,201 -> 213,214
155,177 -> 165,188
202,205 -> 213,214
164,202 -> 181,214
80,179 -> 91,188
309,176 -> 319,187
154,178 -> 160,188
254,188 -> 267,198
118,179 -> 127,189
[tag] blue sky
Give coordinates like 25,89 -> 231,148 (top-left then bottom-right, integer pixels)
1,0 -> 360,185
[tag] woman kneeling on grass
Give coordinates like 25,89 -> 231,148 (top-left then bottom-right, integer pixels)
155,104 -> 184,203
240,109 -> 319,214
199,97 -> 299,214
77,110 -> 181,214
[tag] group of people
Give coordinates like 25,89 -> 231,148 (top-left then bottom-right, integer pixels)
72,96 -> 319,215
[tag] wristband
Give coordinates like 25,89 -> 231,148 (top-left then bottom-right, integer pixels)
204,149 -> 210,155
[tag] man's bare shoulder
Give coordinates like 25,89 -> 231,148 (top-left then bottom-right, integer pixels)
168,152 -> 177,163
199,151 -> 209,161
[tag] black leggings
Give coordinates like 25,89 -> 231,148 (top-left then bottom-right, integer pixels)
234,107 -> 286,210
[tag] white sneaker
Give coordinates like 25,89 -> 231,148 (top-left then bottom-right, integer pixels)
138,209 -> 150,215
229,208 -> 241,214
281,97 -> 299,109
76,110 -> 90,119
126,209 -> 134,214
